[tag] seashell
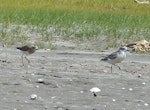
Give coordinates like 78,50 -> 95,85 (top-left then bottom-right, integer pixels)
112,99 -> 116,102
102,69 -> 108,73
122,87 -> 126,90
142,82 -> 146,85
144,103 -> 149,106
51,96 -> 56,99
90,87 -> 101,97
90,87 -> 101,93
80,91 -> 84,94
31,73 -> 35,76
30,94 -> 37,100
35,85 -> 39,88
128,88 -> 133,91
38,78 -> 44,83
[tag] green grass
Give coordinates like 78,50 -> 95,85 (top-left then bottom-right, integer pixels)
0,0 -> 150,49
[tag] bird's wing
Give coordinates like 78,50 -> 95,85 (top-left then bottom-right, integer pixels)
107,51 -> 118,60
18,45 -> 30,51
101,51 -> 118,61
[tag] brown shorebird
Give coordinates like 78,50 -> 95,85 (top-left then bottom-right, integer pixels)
17,45 -> 37,65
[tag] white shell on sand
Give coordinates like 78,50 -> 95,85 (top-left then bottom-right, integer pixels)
90,87 -> 101,93
38,78 -> 44,83
30,94 -> 37,100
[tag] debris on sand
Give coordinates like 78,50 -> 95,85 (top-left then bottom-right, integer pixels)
38,78 -> 44,83
126,40 -> 150,52
134,0 -> 150,5
30,94 -> 38,100
90,87 -> 101,97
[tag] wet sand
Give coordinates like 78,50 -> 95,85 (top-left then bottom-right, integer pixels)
0,48 -> 150,110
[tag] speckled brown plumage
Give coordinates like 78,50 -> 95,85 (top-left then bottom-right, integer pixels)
17,45 -> 37,66
17,45 -> 36,55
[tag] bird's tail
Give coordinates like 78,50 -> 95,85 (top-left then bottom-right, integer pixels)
101,57 -> 108,61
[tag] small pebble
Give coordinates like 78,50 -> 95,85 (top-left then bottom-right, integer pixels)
35,85 -> 40,88
41,67 -> 45,69
125,99 -> 129,102
46,49 -> 51,51
44,106 -> 48,109
67,78 -> 73,82
57,108 -> 63,110
80,91 -> 84,93
122,87 -> 126,90
138,74 -> 142,78
102,69 -> 108,73
38,78 -> 44,83
128,88 -> 133,91
92,108 -> 97,110
25,100 -> 28,103
51,96 -> 56,99
144,103 -> 149,106
142,82 -> 146,85
30,94 -> 37,100
38,96 -> 42,100
112,99 -> 116,102
104,105 -> 107,108
137,104 -> 141,106
31,73 -> 35,76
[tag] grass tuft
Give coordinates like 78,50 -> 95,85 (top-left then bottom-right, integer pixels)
0,0 -> 149,50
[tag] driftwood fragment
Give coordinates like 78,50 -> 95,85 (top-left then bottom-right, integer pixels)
134,0 -> 150,4
126,40 -> 150,52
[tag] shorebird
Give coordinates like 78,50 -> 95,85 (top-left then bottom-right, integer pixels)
17,45 -> 37,65
101,46 -> 128,73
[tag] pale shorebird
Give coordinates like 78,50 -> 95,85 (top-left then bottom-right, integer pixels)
101,46 -> 128,73
17,45 -> 38,65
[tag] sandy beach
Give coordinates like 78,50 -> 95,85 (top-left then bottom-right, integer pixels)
0,48 -> 150,110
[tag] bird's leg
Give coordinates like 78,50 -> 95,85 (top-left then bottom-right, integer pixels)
111,65 -> 113,73
114,64 -> 121,70
25,56 -> 30,64
24,56 -> 30,74
22,54 -> 24,66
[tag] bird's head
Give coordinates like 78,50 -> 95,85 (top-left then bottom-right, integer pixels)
119,46 -> 128,51
31,45 -> 38,50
